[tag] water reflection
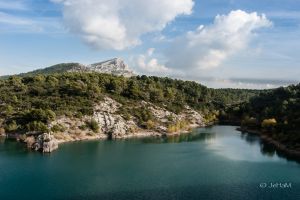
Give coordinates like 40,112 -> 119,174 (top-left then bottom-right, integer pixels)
239,132 -> 260,145
0,136 -> 5,144
140,131 -> 216,144
260,142 -> 276,157
238,130 -> 300,163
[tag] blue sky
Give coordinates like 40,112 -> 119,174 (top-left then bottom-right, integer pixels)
0,0 -> 299,88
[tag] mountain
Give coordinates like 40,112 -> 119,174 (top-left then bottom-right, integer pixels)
1,58 -> 135,78
85,58 -> 135,77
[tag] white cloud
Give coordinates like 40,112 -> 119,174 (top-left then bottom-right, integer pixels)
201,78 -> 296,89
0,11 -> 33,25
51,0 -> 194,50
165,10 -> 272,70
0,0 -> 28,10
134,48 -> 171,74
0,12 -> 64,34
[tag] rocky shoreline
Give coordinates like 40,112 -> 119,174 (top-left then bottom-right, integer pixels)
4,123 -> 206,153
237,127 -> 300,159
2,97 -> 208,153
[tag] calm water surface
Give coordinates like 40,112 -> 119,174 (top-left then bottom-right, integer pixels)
0,125 -> 299,200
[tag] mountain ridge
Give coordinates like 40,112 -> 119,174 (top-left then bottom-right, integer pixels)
1,58 -> 135,78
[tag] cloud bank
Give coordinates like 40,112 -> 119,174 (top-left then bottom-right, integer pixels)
165,10 -> 272,71
135,48 -> 171,74
52,0 -> 194,50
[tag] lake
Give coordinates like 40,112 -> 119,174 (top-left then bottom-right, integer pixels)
0,125 -> 299,200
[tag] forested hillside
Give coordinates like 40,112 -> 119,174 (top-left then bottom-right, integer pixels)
0,73 -> 258,135
223,84 -> 300,151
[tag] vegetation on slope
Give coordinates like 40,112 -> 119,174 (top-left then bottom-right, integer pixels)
222,84 -> 300,150
0,73 -> 258,135
0,63 -> 82,80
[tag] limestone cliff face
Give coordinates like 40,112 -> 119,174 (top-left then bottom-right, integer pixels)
87,58 -> 135,77
17,96 -> 206,153
93,97 -> 137,138
50,97 -> 205,140
26,133 -> 58,153
67,58 -> 135,77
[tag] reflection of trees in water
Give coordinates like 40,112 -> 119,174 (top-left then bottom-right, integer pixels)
240,132 -> 260,145
239,132 -> 278,158
260,142 -> 300,164
260,142 -> 276,157
141,132 -> 216,144
239,132 -> 277,157
239,132 -> 300,163
0,136 -> 5,144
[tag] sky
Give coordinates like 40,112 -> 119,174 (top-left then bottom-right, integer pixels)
0,0 -> 300,89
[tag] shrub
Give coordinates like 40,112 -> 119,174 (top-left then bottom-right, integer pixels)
242,117 -> 258,127
167,120 -> 190,133
4,120 -> 18,132
85,119 -> 100,133
262,118 -> 277,128
24,109 -> 56,123
145,120 -> 155,129
51,124 -> 66,133
26,121 -> 49,132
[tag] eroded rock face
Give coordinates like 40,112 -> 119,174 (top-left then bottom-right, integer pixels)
141,101 -> 204,127
142,101 -> 176,123
49,96 -> 206,142
28,133 -> 58,153
87,58 -> 135,77
63,58 -> 136,77
179,106 -> 205,127
93,97 -> 137,138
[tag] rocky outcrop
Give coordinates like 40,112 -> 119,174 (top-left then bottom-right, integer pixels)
141,102 -> 205,132
44,96 -> 206,149
87,58 -> 135,77
26,133 -> 59,153
179,105 -> 205,127
93,97 -> 137,138
67,58 -> 135,77
48,96 -> 206,142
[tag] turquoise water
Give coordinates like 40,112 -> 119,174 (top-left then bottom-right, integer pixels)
0,125 -> 299,200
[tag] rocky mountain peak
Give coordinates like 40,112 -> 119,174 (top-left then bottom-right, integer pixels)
86,58 -> 135,77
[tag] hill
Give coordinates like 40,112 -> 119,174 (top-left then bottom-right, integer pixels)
0,72 -> 259,145
0,58 -> 135,79
222,84 -> 300,155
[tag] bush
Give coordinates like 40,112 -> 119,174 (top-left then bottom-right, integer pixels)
145,120 -> 155,129
4,120 -> 18,132
24,109 -> 56,123
85,119 -> 100,133
167,120 -> 190,133
132,107 -> 154,125
51,124 -> 66,133
242,117 -> 258,128
26,121 -> 49,132
262,118 -> 277,128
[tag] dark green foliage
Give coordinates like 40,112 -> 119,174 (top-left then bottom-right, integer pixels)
4,120 -> 18,133
131,107 -> 154,126
51,124 -> 67,133
0,72 -> 259,135
226,84 -> 300,149
26,121 -> 49,133
19,63 -> 82,77
85,119 -> 100,133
